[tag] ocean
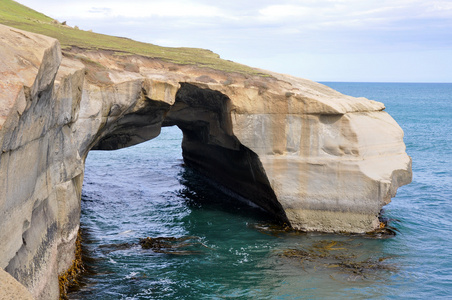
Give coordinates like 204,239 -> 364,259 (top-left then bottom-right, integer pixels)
70,82 -> 452,299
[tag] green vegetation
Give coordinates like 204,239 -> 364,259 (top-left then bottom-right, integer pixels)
0,0 -> 264,75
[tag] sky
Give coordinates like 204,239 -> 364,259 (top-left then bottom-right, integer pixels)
17,0 -> 452,82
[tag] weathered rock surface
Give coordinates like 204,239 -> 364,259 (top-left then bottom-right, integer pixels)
0,268 -> 33,300
0,24 -> 412,299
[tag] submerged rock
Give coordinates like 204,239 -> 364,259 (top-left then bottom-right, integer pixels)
139,236 -> 205,255
279,240 -> 397,279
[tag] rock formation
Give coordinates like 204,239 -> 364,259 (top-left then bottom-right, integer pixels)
0,24 -> 412,299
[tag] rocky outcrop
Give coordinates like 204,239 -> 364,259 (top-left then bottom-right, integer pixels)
0,24 -> 412,299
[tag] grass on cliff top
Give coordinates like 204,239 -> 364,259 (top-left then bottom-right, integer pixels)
0,0 -> 266,76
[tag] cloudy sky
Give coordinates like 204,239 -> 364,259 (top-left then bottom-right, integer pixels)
18,0 -> 452,82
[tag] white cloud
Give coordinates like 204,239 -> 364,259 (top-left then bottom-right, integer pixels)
258,5 -> 313,21
18,0 -> 452,29
96,1 -> 222,18
88,7 -> 112,15
14,0 -> 452,82
256,0 -> 452,31
19,0 -> 223,19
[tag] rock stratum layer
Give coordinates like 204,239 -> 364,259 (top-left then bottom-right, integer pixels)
0,24 -> 412,299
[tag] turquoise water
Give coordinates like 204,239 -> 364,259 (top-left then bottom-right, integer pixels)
70,83 -> 452,299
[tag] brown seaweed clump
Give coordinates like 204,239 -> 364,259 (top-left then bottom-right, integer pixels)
139,236 -> 208,255
251,218 -> 399,239
334,256 -> 395,275
279,240 -> 397,278
96,236 -> 210,256
58,230 -> 85,300
365,222 -> 398,238
98,242 -> 134,254
248,222 -> 307,237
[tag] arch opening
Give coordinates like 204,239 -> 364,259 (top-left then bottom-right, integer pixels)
86,83 -> 289,224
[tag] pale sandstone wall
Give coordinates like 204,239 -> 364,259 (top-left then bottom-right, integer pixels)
1,25 -> 66,299
221,77 -> 412,232
180,78 -> 411,232
0,25 -> 411,299
0,268 -> 33,300
0,24 -> 89,299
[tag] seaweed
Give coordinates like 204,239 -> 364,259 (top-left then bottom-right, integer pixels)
98,242 -> 134,254
139,236 -> 208,255
58,230 -> 86,300
248,222 -> 307,237
279,239 -> 397,279
251,220 -> 398,239
94,235 -> 210,256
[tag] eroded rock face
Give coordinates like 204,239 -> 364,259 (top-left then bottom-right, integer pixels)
0,25 -> 412,299
0,268 -> 33,300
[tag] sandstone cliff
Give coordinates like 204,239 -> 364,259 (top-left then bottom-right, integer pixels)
0,24 -> 412,299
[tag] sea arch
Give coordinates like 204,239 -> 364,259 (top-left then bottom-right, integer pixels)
86,82 -> 289,222
0,27 -> 411,299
